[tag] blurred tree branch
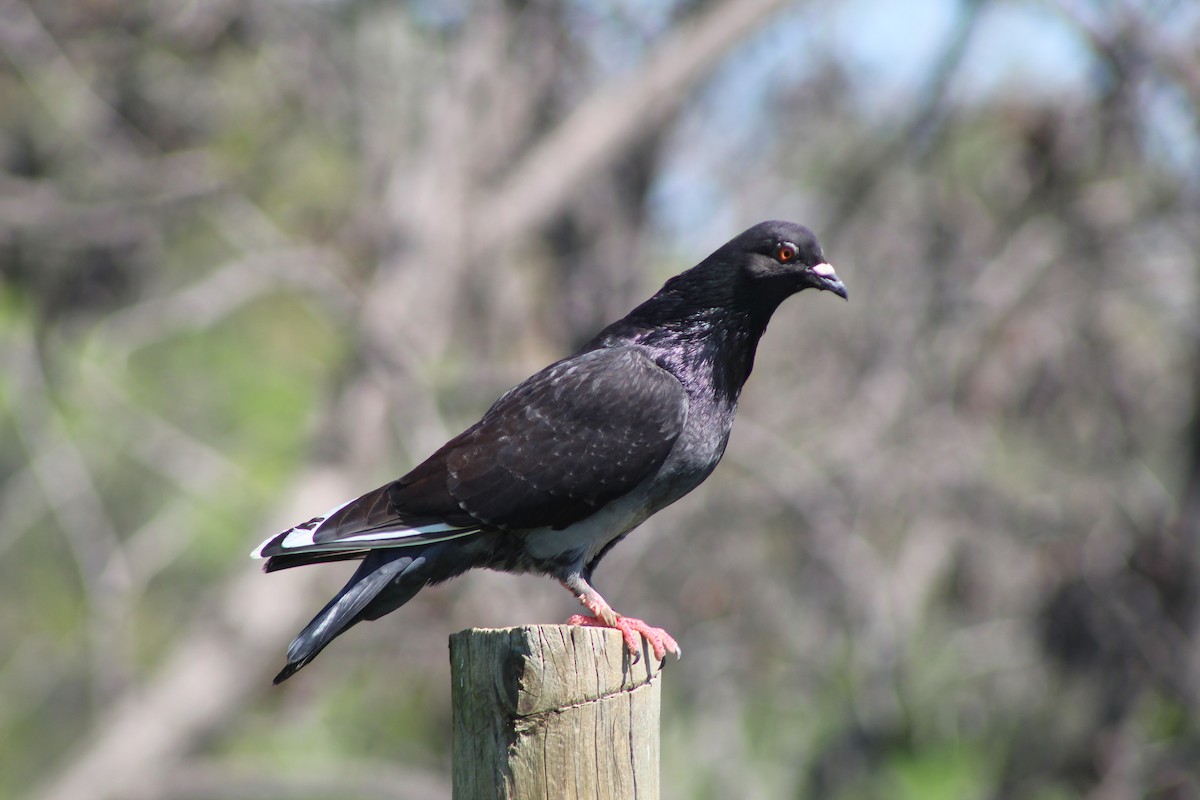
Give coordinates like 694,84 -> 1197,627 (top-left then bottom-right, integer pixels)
481,0 -> 791,243
149,760 -> 450,800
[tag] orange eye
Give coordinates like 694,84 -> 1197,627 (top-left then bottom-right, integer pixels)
774,242 -> 798,263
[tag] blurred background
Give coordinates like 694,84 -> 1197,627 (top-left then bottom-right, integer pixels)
2,0 -> 1199,798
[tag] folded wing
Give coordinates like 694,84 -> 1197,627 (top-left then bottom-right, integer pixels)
253,346 -> 687,568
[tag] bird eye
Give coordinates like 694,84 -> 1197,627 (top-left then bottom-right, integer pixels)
774,242 -> 798,263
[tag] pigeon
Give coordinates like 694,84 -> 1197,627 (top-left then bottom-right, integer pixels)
253,220 -> 846,683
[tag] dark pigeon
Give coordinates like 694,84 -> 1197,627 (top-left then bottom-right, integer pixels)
253,220 -> 847,683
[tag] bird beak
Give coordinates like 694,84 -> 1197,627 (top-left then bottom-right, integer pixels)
811,262 -> 848,300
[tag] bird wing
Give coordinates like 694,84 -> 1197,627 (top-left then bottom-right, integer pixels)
254,346 -> 687,562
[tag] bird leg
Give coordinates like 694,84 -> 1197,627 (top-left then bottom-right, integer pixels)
559,576 -> 681,662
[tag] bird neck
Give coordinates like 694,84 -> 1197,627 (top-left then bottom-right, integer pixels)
657,307 -> 771,400
594,292 -> 782,401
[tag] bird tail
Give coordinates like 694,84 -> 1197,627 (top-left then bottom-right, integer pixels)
273,547 -> 440,684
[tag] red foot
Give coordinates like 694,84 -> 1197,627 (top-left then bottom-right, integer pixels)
567,613 -> 681,662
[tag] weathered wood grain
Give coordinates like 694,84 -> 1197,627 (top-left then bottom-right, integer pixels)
450,625 -> 662,800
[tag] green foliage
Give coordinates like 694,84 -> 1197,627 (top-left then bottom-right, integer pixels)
884,743 -> 990,800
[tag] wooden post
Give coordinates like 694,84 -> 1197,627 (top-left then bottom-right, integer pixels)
450,625 -> 663,800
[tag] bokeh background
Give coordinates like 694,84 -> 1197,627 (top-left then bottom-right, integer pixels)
3,1 -> 1200,798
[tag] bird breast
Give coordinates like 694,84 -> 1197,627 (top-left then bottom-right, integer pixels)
520,384 -> 736,570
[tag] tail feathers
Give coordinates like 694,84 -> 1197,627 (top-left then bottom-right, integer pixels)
263,549 -> 366,573
273,551 -> 428,684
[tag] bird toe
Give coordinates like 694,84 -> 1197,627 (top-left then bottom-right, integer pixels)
566,612 -> 679,663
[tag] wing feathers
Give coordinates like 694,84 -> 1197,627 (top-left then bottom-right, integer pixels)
252,490 -> 480,561
253,345 -> 687,563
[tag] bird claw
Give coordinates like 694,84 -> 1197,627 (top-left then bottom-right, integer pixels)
567,613 -> 681,663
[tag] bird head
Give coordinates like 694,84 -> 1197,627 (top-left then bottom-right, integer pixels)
603,220 -> 847,345
735,220 -> 848,301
